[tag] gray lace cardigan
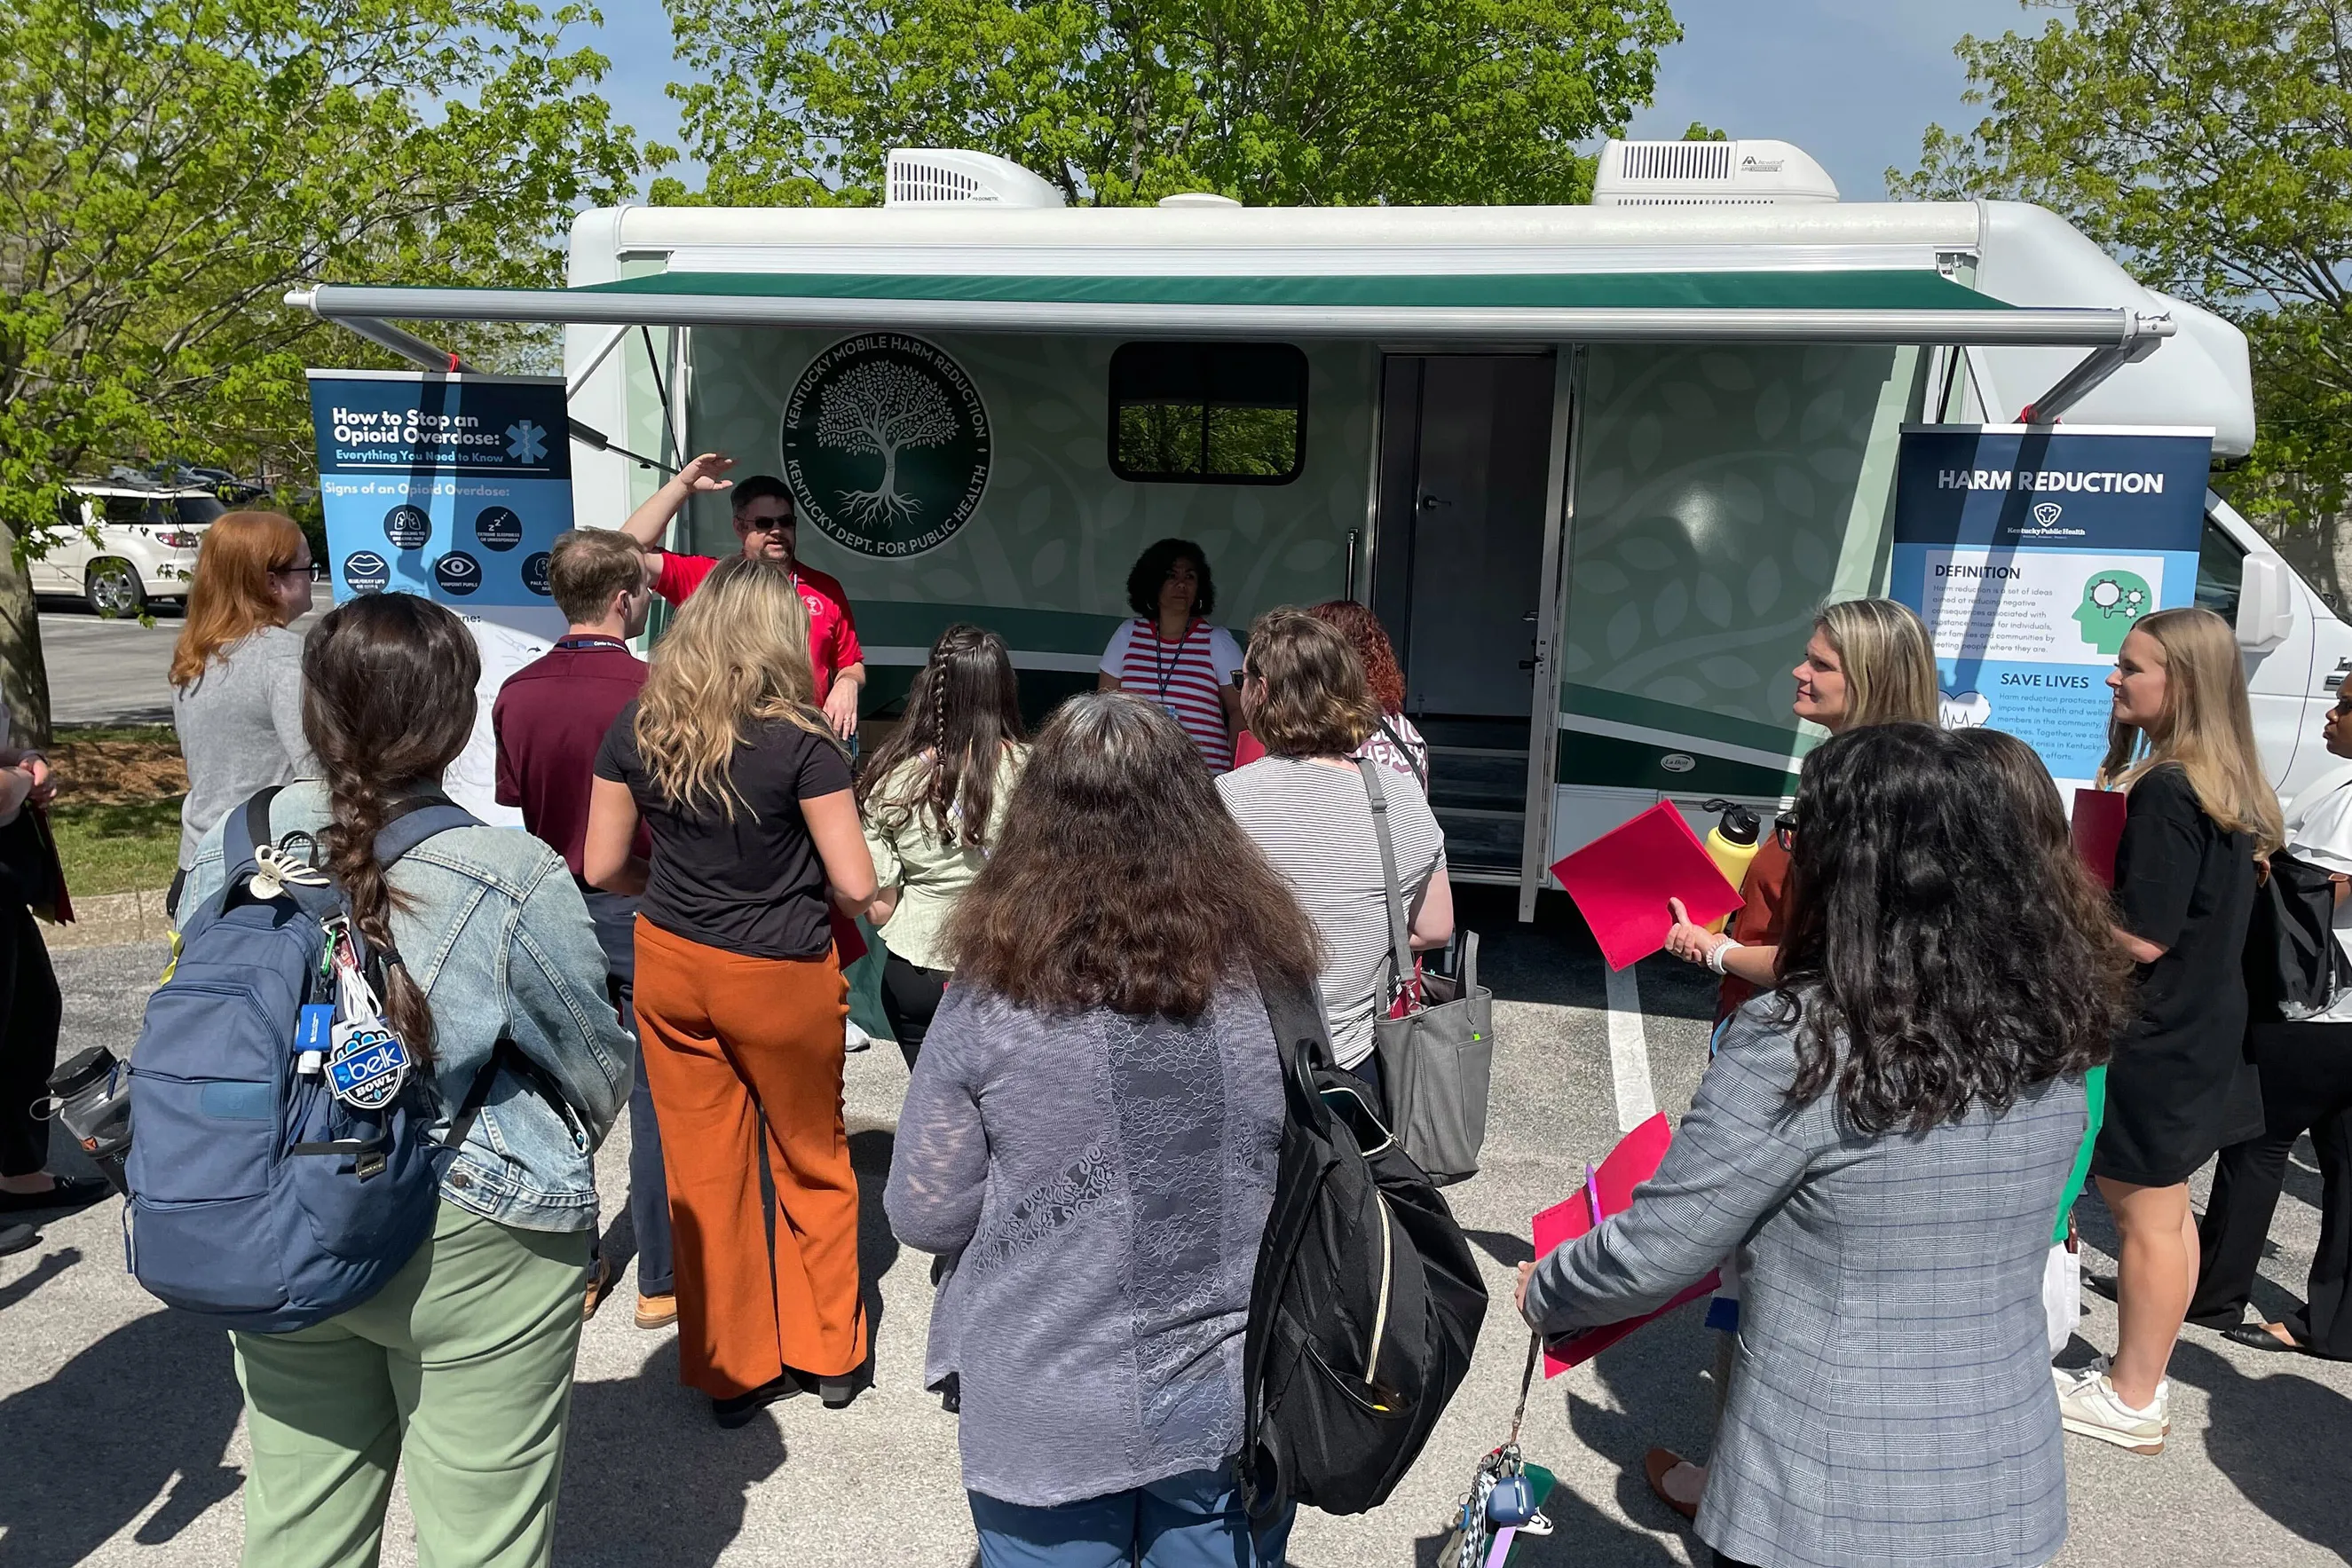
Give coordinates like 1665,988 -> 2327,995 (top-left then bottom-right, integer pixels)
884,978 -> 1284,1508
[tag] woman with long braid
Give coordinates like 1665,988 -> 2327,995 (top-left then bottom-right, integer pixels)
856,624 -> 1030,1069
178,594 -> 631,1567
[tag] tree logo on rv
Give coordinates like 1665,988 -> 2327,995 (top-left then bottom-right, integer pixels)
781,335 -> 990,558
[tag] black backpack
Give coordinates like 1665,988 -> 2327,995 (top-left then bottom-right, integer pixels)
2246,848 -> 2345,1019
1238,975 -> 1488,1519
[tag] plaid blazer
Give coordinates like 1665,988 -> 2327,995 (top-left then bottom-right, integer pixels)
1525,996 -> 2085,1568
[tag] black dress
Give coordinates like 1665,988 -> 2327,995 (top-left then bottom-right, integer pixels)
2094,764 -> 2265,1187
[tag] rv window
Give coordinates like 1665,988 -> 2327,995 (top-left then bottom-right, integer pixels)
1109,343 -> 1306,485
2195,516 -> 2245,626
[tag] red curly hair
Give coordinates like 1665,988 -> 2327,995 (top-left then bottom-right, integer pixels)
1310,600 -> 1405,715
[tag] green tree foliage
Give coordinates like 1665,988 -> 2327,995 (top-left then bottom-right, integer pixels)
0,0 -> 647,739
1893,0 -> 2352,595
659,0 -> 1679,209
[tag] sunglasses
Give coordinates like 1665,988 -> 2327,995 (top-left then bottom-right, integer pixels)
740,514 -> 794,534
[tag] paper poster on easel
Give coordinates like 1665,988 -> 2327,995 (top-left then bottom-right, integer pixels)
1892,425 -> 2212,800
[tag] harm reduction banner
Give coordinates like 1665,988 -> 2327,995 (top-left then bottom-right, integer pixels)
306,370 -> 579,824
306,369 -> 572,640
1893,426 -> 2213,790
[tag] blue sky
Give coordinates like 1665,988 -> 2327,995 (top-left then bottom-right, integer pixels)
578,0 -> 2057,201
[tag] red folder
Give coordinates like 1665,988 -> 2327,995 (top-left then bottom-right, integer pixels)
830,907 -> 869,969
1549,802 -> 1744,971
1533,1111 -> 1721,1376
2071,788 -> 2127,889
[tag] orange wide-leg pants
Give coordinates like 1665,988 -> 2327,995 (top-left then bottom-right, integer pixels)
631,916 -> 865,1398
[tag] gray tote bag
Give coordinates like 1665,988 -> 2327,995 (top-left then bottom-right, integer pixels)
1359,759 -> 1495,1186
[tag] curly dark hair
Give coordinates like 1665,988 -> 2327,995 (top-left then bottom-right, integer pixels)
856,622 -> 1028,850
1772,722 -> 2125,1135
948,693 -> 1320,1016
1125,538 -> 1215,619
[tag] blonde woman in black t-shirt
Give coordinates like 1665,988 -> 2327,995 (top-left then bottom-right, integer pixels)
585,558 -> 880,1426
2062,606 -> 2282,1454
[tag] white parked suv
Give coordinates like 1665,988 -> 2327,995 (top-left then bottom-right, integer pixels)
28,481 -> 227,616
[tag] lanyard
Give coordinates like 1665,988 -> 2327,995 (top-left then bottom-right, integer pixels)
555,635 -> 628,653
1145,619 -> 1195,704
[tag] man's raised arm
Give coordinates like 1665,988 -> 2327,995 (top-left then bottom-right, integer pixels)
619,452 -> 738,559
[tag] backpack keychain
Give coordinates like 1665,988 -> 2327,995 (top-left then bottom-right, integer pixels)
315,916 -> 415,1113
1441,1334 -> 1556,1567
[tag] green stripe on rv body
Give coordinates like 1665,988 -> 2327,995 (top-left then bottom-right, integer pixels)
856,600 -> 1126,657
1555,731 -> 1802,797
1561,683 -> 1817,763
583,270 -> 2008,314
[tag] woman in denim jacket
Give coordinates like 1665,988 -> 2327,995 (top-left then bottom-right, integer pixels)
180,594 -> 630,1568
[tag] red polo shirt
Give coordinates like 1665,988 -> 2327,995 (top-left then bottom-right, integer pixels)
651,551 -> 864,700
493,635 -> 651,877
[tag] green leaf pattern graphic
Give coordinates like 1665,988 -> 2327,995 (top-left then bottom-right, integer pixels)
1562,344 -> 1919,739
684,328 -> 1373,637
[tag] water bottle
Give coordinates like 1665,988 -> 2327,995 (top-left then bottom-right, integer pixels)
41,1045 -> 132,1194
1698,799 -> 1763,935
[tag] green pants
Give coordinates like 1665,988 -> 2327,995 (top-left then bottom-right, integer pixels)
232,1200 -> 592,1568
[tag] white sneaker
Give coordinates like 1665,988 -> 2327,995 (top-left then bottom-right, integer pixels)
2059,1370 -> 2167,1454
2055,1356 -> 2171,1430
844,1020 -> 872,1053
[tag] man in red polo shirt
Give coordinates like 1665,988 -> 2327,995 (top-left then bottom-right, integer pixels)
492,527 -> 675,1330
619,452 -> 868,741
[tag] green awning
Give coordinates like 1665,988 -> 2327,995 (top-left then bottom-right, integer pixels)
579,267 -> 2009,312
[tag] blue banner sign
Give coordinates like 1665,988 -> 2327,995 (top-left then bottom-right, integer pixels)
1892,426 -> 2213,787
305,370 -> 572,639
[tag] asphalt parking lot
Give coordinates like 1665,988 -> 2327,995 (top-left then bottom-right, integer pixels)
2,888 -> 2347,1566
36,586 -> 322,729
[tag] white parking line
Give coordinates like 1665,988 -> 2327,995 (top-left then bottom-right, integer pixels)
1603,963 -> 1657,1131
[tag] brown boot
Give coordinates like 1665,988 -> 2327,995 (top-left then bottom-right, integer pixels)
635,1292 -> 679,1330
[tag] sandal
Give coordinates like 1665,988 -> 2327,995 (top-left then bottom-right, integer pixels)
1643,1446 -> 1703,1522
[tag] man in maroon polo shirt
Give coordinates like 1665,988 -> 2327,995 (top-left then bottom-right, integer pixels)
491,528 -> 675,1329
618,452 -> 869,742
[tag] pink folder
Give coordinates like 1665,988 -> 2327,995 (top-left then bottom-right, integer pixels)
1550,802 -> 1744,971
1534,1112 -> 1721,1377
2071,788 -> 2127,889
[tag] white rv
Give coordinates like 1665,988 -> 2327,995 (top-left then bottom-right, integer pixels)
289,138 -> 2349,917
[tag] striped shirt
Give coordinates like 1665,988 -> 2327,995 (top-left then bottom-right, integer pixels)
1100,619 -> 1243,770
1217,757 -> 1448,1069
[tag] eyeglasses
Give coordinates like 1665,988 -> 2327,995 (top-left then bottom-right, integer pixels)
270,563 -> 311,579
740,515 -> 793,534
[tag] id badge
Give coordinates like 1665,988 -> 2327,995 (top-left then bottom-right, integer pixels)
326,1020 -> 413,1109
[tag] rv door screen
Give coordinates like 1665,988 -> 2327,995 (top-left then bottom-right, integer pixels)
1375,355 -> 1556,716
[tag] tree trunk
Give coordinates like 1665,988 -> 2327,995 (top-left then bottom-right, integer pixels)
0,523 -> 51,746
878,443 -> 900,506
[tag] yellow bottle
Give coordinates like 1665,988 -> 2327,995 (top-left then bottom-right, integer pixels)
1698,799 -> 1762,934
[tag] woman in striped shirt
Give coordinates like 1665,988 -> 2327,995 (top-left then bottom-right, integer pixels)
1097,539 -> 1244,770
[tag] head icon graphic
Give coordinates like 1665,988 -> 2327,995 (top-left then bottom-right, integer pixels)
2073,568 -> 2151,656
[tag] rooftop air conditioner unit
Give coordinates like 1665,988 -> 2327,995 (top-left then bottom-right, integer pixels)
884,148 -> 1066,209
1590,138 -> 1839,207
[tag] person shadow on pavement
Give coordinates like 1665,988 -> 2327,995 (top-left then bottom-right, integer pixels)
552,1128 -> 904,1567
554,1336 -> 789,1568
0,1297 -> 243,1567
2170,1336 -> 2352,1564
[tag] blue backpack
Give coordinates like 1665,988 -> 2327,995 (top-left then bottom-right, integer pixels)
125,787 -> 498,1333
